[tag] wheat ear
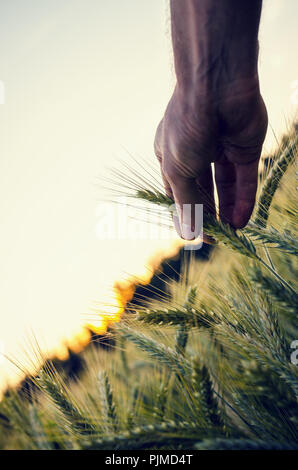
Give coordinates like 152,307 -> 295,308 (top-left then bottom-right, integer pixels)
245,224 -> 298,257
37,370 -> 94,435
254,136 -> 297,228
114,323 -> 190,376
98,371 -> 118,432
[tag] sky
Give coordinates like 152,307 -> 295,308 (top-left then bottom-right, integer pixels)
0,0 -> 297,392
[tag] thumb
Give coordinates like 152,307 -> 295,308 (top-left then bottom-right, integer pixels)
169,167 -> 215,240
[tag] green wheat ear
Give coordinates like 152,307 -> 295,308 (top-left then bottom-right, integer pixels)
136,189 -> 173,207
98,371 -> 118,432
114,323 -> 190,376
245,223 -> 298,257
191,360 -> 226,431
135,183 -> 296,293
153,382 -> 169,421
137,306 -> 198,327
37,369 -> 95,435
254,134 -> 297,228
135,186 -> 259,257
203,214 -> 258,258
248,264 -> 298,319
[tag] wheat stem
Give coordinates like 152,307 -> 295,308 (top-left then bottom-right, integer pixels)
195,438 -> 298,450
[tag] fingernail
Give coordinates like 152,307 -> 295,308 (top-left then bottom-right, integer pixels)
176,204 -> 197,240
173,215 -> 196,241
181,223 -> 196,241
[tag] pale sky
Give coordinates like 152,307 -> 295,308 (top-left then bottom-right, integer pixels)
0,0 -> 297,392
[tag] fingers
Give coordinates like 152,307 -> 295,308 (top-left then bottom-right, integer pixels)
214,158 -> 236,225
168,167 -> 215,240
232,158 -> 260,229
154,118 -> 216,241
215,156 -> 260,229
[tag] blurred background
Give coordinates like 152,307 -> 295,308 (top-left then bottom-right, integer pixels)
0,0 -> 297,394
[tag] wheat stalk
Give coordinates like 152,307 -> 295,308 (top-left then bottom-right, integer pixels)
195,438 -> 298,450
82,420 -> 213,450
126,385 -> 139,429
29,405 -> 52,450
175,287 -> 198,354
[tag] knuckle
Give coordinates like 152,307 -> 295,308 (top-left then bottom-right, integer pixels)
224,142 -> 262,164
162,162 -> 175,182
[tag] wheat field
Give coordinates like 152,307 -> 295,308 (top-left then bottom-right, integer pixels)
0,125 -> 297,450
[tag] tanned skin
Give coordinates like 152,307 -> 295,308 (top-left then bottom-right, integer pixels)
154,0 -> 268,240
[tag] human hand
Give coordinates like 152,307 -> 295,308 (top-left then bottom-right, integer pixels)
154,83 -> 267,239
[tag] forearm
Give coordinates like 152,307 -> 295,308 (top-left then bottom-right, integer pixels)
170,0 -> 263,99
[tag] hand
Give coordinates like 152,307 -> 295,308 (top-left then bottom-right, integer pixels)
154,83 -> 268,239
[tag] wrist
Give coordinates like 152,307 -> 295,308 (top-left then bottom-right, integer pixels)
176,73 -> 261,106
171,0 -> 262,102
